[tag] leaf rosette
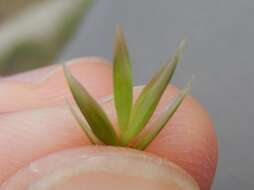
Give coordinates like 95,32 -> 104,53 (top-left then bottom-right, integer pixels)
64,26 -> 191,150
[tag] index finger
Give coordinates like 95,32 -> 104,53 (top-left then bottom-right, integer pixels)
0,57 -> 113,113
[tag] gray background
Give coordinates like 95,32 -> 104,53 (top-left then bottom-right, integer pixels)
59,1 -> 254,189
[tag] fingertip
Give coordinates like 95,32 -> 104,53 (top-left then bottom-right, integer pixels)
99,84 -> 218,189
0,57 -> 113,112
145,85 -> 218,190
38,57 -> 113,99
3,57 -> 113,84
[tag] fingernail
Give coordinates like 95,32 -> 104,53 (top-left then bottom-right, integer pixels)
1,146 -> 199,190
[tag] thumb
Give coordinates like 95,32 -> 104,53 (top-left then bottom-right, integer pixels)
1,146 -> 199,190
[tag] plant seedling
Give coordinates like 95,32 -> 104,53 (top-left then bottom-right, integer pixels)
64,26 -> 191,150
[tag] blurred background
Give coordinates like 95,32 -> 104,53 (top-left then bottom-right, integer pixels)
0,0 -> 253,189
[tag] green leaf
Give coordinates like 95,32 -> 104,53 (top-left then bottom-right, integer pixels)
121,40 -> 186,145
113,26 -> 133,130
0,0 -> 92,75
66,100 -> 102,145
134,81 -> 192,150
63,65 -> 119,145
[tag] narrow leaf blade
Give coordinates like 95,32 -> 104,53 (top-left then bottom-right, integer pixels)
66,100 -> 102,145
134,81 -> 192,150
113,26 -> 133,130
63,65 -> 118,145
122,41 -> 185,144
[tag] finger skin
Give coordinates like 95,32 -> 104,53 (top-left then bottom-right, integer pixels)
0,146 -> 199,190
146,87 -> 218,190
0,57 -> 113,113
0,58 -> 218,190
102,86 -> 218,190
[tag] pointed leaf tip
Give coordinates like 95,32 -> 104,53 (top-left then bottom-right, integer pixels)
134,80 -> 192,150
178,39 -> 187,53
113,26 -> 133,130
63,64 -> 118,145
121,41 -> 185,145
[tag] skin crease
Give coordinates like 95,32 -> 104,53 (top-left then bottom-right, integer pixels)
0,57 -> 218,190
